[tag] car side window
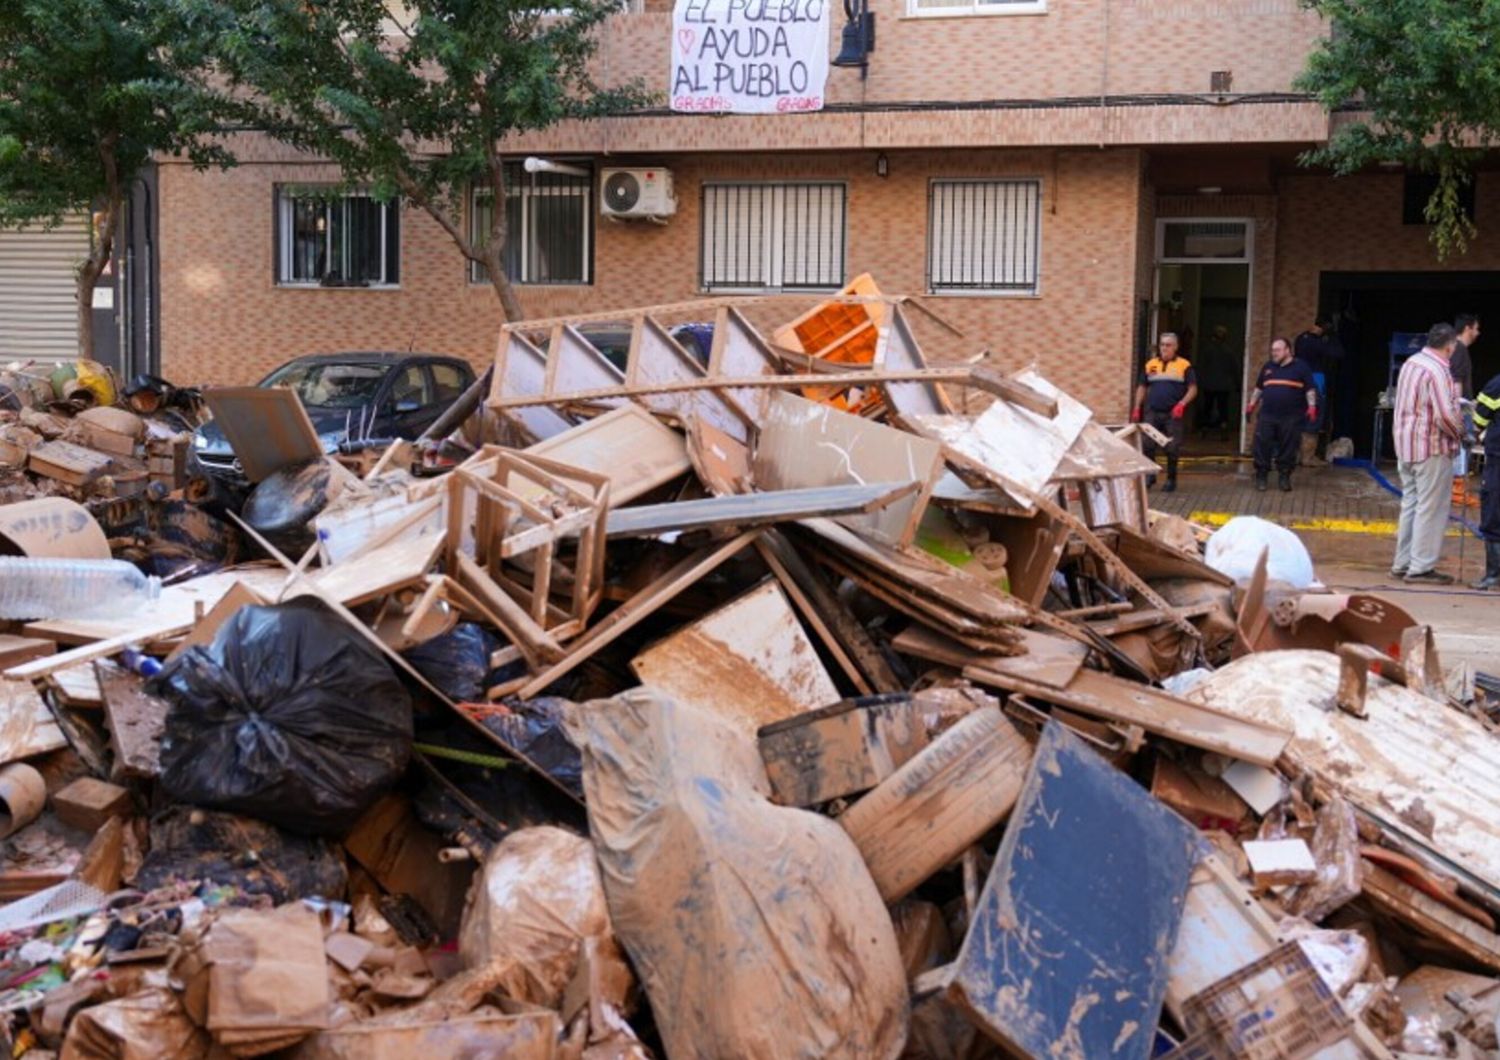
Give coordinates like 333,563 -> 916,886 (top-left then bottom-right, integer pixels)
388,365 -> 431,410
430,363 -> 468,404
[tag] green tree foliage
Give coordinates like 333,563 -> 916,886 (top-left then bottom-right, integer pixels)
196,0 -> 652,321
0,0 -> 235,357
1297,0 -> 1500,259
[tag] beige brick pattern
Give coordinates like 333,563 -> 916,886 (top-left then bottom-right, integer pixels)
160,148 -> 1145,418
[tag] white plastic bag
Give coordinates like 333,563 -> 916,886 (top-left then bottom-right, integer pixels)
1204,516 -> 1316,588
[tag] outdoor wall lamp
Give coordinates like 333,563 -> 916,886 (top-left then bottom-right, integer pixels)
876,153 -> 889,178
832,0 -> 875,78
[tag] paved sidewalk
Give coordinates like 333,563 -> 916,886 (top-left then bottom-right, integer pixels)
1149,456 -> 1416,533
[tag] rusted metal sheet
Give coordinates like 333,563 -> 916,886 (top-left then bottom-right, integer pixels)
1189,650 -> 1500,896
947,719 -> 1203,1060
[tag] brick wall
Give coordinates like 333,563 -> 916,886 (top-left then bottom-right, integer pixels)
1272,171 -> 1500,338
159,146 -> 1145,417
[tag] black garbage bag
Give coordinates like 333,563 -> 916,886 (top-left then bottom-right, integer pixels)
135,807 -> 348,901
151,597 -> 413,836
483,697 -> 583,800
402,622 -> 508,702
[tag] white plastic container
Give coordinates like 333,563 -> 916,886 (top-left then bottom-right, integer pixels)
0,557 -> 161,620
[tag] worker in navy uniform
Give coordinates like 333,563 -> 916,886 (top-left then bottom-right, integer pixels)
1131,332 -> 1197,492
1245,337 -> 1318,493
1470,371 -> 1500,589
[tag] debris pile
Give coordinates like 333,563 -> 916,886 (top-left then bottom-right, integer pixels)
0,278 -> 1497,1058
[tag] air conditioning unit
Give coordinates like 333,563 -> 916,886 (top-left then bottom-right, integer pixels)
600,168 -> 676,219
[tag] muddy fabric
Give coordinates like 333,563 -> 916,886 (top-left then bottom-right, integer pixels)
567,689 -> 909,1060
458,826 -> 627,1010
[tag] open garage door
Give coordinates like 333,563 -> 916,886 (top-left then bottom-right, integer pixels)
1317,271 -> 1500,459
0,218 -> 89,365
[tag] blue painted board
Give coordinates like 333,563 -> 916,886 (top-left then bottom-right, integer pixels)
948,719 -> 1206,1060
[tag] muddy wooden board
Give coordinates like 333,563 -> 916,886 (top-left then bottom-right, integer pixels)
686,419 -> 752,497
1050,420 -> 1159,482
799,518 -> 1030,626
988,507 -> 1070,608
491,331 -> 574,442
1362,863 -> 1500,973
544,324 -> 627,409
303,535 -> 443,608
1189,650 -> 1500,896
48,663 -> 103,708
839,705 -> 1032,903
755,392 -> 941,548
757,695 -> 927,807
874,304 -> 951,420
1111,524 -> 1233,586
947,719 -> 1203,1060
627,315 -> 749,440
0,636 -> 54,670
894,624 -> 1087,690
704,305 -> 779,424
202,387 -> 323,483
27,441 -> 117,486
0,678 -> 65,762
604,482 -> 915,539
967,666 -> 1291,767
94,659 -> 167,780
523,403 -> 690,507
631,579 -> 838,736
912,369 -> 1091,496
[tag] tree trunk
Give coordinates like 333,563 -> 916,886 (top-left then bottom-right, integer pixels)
77,141 -> 124,361
486,249 -> 524,323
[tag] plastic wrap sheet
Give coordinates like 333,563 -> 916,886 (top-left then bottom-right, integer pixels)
566,688 -> 909,1060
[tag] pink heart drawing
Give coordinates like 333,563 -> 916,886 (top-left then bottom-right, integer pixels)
677,28 -> 696,54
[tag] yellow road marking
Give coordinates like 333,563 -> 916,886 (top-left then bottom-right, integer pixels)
1189,510 -> 1465,537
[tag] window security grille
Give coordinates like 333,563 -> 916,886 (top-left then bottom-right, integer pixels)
700,182 -> 847,293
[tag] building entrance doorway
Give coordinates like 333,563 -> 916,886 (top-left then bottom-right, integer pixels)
1154,220 -> 1253,454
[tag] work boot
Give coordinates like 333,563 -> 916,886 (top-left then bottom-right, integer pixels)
1255,471 -> 1268,492
1278,471 -> 1292,492
1162,476 -> 1177,493
1474,541 -> 1500,591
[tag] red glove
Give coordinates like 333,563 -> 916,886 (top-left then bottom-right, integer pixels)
1171,402 -> 1186,420
1129,407 -> 1142,423
1244,403 -> 1256,422
1306,405 -> 1319,423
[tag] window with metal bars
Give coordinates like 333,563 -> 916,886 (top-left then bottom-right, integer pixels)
275,187 -> 400,287
471,162 -> 594,285
927,179 -> 1041,295
700,182 -> 847,293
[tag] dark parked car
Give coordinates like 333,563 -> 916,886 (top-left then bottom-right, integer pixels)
193,352 -> 476,487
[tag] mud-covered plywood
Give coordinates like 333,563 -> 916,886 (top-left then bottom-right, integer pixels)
632,579 -> 838,735
948,719 -> 1203,1060
524,404 -> 689,507
1188,650 -> 1500,896
201,387 -> 322,483
912,369 -> 1091,496
755,392 -> 941,548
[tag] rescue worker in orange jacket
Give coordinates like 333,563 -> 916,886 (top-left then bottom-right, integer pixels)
1130,332 -> 1198,493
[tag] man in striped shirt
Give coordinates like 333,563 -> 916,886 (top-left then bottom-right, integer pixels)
1392,322 -> 1465,584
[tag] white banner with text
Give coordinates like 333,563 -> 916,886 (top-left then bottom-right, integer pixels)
670,0 -> 829,114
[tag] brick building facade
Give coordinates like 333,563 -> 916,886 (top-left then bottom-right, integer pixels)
152,0 -> 1500,450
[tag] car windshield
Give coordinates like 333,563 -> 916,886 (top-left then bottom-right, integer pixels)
261,361 -> 387,408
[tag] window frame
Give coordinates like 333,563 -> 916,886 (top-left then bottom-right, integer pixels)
274,185 -> 401,289
906,0 -> 1045,18
925,177 -> 1043,298
469,162 -> 595,287
698,180 -> 849,295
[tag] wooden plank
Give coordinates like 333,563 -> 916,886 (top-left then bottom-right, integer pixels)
839,705 -> 1033,903
48,663 -> 103,708
94,660 -> 167,781
545,324 -> 627,407
1111,524 -> 1233,586
912,369 -> 1090,496
966,667 -> 1291,767
27,440 -> 116,486
705,305 -> 780,423
201,386 -> 323,483
894,624 -> 1087,690
0,636 -> 55,671
1164,854 -> 1284,1026
757,530 -> 899,694
0,678 -> 65,763
1362,863 -> 1500,973
757,695 -> 927,807
491,331 -> 574,441
755,392 -> 940,548
988,507 -> 1070,608
966,365 -> 1060,418
800,518 -> 1030,625
1050,420 -> 1159,482
686,418 -> 753,497
302,535 -> 442,607
631,579 -> 839,736
875,304 -> 952,420
453,553 -> 565,669
517,530 -> 762,698
946,719 -> 1201,1060
488,365 -> 980,410
523,404 -> 690,507
604,482 -> 916,539
627,315 -> 750,440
